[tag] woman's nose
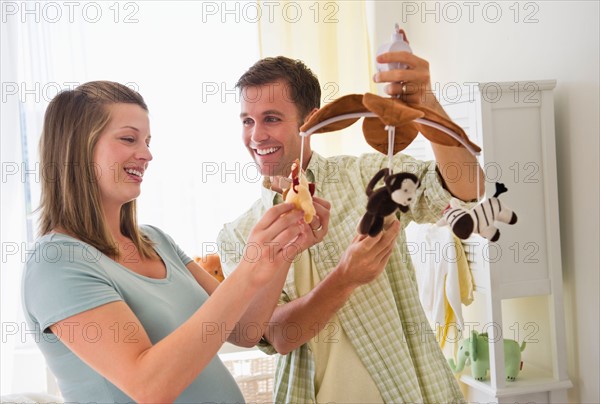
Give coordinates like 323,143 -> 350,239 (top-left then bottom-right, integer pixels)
137,144 -> 153,162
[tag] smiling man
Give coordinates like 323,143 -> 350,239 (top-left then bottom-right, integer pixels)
218,54 -> 480,403
240,77 -> 316,190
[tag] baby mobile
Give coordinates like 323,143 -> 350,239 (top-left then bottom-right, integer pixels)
284,24 -> 517,241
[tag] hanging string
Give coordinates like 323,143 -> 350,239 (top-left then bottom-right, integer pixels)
385,125 -> 395,174
475,153 -> 481,203
300,112 -> 484,203
299,131 -> 307,171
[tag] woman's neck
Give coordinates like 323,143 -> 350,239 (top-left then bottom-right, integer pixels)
101,203 -> 126,241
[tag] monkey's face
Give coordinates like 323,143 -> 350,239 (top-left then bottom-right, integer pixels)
390,178 -> 419,207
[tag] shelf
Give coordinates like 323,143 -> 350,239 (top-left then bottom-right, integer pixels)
440,80 -> 569,403
459,364 -> 572,398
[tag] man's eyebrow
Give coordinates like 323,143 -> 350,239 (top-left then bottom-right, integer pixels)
240,110 -> 286,119
261,110 -> 285,117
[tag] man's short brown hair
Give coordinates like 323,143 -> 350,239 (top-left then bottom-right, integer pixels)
236,56 -> 321,120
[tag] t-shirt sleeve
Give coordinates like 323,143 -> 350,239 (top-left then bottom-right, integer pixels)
23,241 -> 123,333
142,225 -> 193,266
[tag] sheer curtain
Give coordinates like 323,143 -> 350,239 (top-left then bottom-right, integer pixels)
1,12 -> 87,394
258,0 -> 376,156
1,17 -> 28,394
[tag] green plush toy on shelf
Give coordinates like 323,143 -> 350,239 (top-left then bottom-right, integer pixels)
447,330 -> 526,381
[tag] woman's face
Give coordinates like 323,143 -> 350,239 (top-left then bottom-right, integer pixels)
92,103 -> 152,210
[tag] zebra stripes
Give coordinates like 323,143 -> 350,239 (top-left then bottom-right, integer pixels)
438,182 -> 518,242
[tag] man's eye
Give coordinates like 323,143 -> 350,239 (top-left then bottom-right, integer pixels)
242,118 -> 254,126
265,116 -> 280,123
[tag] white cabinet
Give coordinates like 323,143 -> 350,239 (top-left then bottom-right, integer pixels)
440,80 -> 572,403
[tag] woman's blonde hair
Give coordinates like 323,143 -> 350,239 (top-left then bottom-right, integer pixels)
38,81 -> 156,259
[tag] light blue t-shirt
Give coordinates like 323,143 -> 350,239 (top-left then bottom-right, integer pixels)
22,225 -> 245,403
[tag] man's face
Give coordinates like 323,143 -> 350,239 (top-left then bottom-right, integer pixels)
240,79 -> 309,178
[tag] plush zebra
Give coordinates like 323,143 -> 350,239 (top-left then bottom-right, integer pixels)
437,182 -> 518,242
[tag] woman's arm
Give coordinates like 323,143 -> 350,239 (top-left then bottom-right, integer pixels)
51,203 -> 305,403
187,197 -> 332,348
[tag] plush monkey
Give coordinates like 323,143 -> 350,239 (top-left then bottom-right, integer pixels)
358,168 -> 419,237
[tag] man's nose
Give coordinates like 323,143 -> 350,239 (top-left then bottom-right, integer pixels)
250,123 -> 269,143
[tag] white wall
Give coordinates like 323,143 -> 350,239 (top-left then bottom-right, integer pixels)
368,1 -> 599,402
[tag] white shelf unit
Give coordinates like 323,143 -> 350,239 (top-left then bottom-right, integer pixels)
440,80 -> 572,403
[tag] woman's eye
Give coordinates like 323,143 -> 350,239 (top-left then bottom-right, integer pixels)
121,137 -> 135,143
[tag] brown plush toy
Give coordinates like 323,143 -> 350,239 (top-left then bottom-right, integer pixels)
358,168 -> 419,236
193,254 -> 224,283
300,93 -> 481,155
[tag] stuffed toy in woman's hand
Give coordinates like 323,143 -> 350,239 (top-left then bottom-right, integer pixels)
358,168 -> 419,237
282,159 -> 316,223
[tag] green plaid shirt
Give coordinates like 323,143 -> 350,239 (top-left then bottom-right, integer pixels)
218,152 -> 465,404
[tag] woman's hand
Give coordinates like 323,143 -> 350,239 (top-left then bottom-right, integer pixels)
242,203 -> 306,286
